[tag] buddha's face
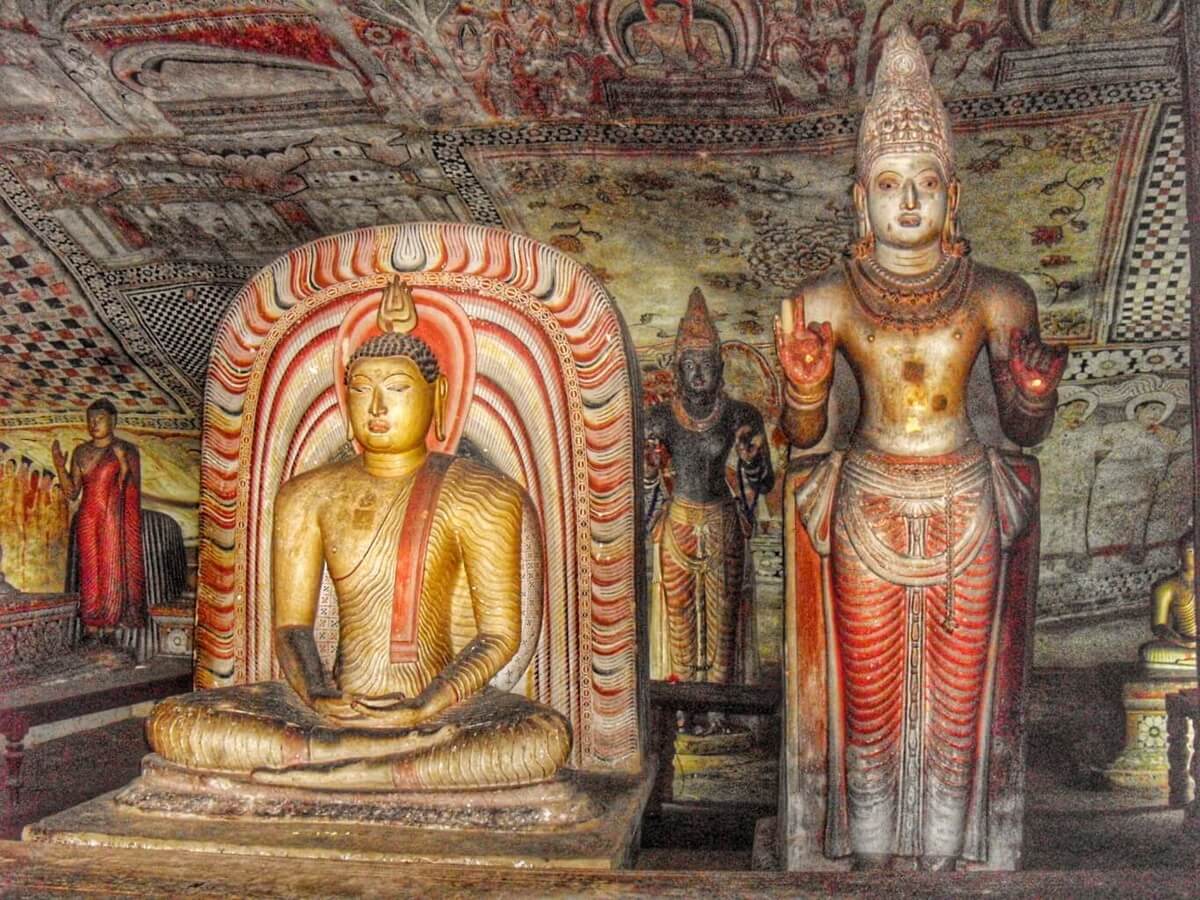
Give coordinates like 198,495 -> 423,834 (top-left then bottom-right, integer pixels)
87,409 -> 114,440
863,151 -> 951,251
346,356 -> 435,454
1060,399 -> 1090,430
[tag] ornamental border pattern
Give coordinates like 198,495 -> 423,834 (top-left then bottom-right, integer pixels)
431,78 -> 1181,227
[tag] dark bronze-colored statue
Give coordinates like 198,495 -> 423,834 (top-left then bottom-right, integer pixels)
646,288 -> 774,693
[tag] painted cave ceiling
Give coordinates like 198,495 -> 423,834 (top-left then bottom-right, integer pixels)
0,0 -> 1187,429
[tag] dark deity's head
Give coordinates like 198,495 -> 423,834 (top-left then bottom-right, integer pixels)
676,347 -> 723,401
673,287 -> 723,404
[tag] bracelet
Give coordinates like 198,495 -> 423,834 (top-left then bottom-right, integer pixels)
785,381 -> 830,409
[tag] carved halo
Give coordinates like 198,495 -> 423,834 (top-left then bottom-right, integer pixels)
1123,390 -> 1177,424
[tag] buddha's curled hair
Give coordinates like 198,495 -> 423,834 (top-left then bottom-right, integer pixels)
346,333 -> 440,384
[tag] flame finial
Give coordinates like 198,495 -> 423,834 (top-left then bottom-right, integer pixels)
377,275 -> 418,335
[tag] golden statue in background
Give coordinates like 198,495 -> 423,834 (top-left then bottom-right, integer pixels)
146,280 -> 571,793
1139,531 -> 1196,677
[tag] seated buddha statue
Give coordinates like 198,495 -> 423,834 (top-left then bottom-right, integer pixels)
1139,531 -> 1196,679
144,281 -> 572,793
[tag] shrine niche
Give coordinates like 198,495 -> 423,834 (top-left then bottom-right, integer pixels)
645,287 -> 774,688
26,222 -> 651,868
593,0 -> 779,116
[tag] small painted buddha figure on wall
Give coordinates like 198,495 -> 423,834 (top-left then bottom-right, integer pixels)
775,25 -> 1066,871
646,287 -> 774,694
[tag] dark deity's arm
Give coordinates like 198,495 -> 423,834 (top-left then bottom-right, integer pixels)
983,274 -> 1067,447
734,402 -> 775,496
644,402 -> 672,482
272,477 -> 340,705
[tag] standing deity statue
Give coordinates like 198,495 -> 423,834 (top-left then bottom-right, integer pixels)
1138,530 -> 1196,677
646,288 -> 774,697
775,26 -> 1066,870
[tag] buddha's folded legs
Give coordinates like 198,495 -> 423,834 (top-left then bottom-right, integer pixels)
148,682 -> 571,791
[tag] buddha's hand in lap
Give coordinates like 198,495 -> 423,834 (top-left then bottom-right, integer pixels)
310,693 -> 373,722
350,695 -> 437,730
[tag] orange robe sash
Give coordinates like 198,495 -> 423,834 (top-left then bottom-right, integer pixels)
390,452 -> 453,664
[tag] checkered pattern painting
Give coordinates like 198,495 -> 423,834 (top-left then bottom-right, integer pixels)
0,210 -> 176,413
1112,106 -> 1190,342
126,281 -> 241,387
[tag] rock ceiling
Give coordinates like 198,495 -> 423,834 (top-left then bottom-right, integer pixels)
0,1 -> 1192,612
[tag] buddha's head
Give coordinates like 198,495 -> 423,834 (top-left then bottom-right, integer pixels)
1179,530 -> 1195,575
86,398 -> 117,441
1058,398 -> 1092,431
1133,399 -> 1167,428
344,332 -> 448,453
853,25 -> 965,259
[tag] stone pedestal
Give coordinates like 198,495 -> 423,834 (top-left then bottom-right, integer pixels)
24,766 -> 655,870
1103,677 -> 1196,793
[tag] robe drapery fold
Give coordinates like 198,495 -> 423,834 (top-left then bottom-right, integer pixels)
650,495 -> 755,684
792,442 -> 1037,863
390,453 -> 454,664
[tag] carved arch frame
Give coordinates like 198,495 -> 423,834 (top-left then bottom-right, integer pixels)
195,223 -> 646,773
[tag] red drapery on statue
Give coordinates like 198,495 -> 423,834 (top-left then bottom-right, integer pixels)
72,443 -> 145,628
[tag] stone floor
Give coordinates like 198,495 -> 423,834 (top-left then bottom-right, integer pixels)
2,666 -> 1196,880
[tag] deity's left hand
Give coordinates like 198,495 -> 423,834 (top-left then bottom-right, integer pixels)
735,425 -> 763,463
1008,328 -> 1066,398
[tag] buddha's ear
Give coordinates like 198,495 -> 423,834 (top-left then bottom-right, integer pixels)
432,375 -> 449,443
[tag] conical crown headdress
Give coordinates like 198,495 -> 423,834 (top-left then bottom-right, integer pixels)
675,287 -> 719,354
858,24 -> 955,179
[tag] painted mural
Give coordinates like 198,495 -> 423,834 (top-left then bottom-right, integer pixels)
0,1 -> 1190,660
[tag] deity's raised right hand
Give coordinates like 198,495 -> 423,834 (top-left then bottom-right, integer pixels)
775,295 -> 834,393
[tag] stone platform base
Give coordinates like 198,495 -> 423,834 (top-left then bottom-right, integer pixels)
113,755 -> 598,830
24,765 -> 655,869
1103,676 -> 1196,793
